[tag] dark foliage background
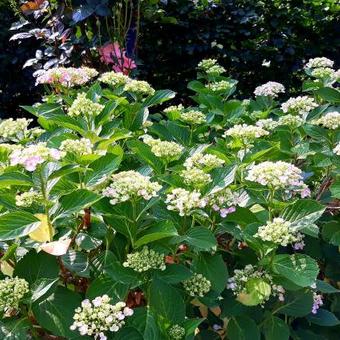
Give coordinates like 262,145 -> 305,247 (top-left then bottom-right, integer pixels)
139,0 -> 340,97
0,0 -> 339,117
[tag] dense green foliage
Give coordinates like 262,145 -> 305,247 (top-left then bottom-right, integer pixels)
0,57 -> 339,338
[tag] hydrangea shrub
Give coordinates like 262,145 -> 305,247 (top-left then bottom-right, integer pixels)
0,57 -> 339,339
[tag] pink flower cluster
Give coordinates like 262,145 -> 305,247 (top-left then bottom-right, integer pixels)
10,143 -> 63,171
35,67 -> 98,87
99,42 -> 136,75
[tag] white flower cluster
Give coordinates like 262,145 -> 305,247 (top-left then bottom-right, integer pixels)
183,273 -> 211,297
198,59 -> 225,75
0,277 -> 29,316
123,80 -> 155,96
227,265 -> 285,303
255,218 -> 304,247
206,80 -> 233,92
181,168 -> 212,188
68,93 -> 104,118
143,136 -> 183,160
102,171 -> 162,205
277,114 -> 304,128
281,96 -> 318,116
60,138 -> 93,156
165,188 -> 207,216
305,57 -> 334,69
0,143 -> 22,154
255,118 -> 279,130
98,72 -> 129,87
168,324 -> 186,340
163,104 -> 184,115
184,152 -> 225,170
224,124 -> 269,145
333,143 -> 340,156
180,110 -> 206,125
70,295 -> 133,339
0,118 -> 32,140
123,246 -> 166,272
246,161 -> 307,190
10,142 -> 64,171
313,111 -> 340,129
29,127 -> 45,138
254,81 -> 285,98
207,188 -> 244,217
15,190 -> 43,207
36,67 -> 98,87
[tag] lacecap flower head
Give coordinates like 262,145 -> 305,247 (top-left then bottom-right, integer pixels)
102,171 -> 162,205
70,295 -> 133,338
183,273 -> 211,297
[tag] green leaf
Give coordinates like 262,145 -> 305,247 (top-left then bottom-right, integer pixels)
135,221 -> 178,248
59,189 -> 102,214
307,309 -> 340,326
183,227 -> 217,250
156,264 -> 192,284
281,200 -> 325,230
149,279 -> 185,323
272,254 -> 319,287
127,140 -> 163,173
125,307 -> 160,340
84,153 -> 122,186
143,89 -> 176,107
316,87 -> 340,103
316,279 -> 340,293
0,211 -> 40,241
193,254 -> 228,293
263,316 -> 290,340
0,172 -> 33,188
14,250 -> 59,284
227,316 -> 260,340
105,261 -> 142,285
31,278 -> 59,304
32,286 -> 81,338
61,250 -> 90,277
274,291 -> 313,317
330,180 -> 340,198
0,317 -> 32,339
86,275 -> 128,304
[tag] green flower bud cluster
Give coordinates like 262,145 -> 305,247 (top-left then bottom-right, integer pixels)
181,168 -> 212,188
70,295 -> 133,338
143,136 -> 183,160
183,273 -> 211,297
0,118 -> 32,141
123,80 -> 155,96
0,277 -> 29,316
68,93 -> 104,117
60,138 -> 93,156
98,71 -> 129,87
312,111 -> 340,130
180,110 -> 206,125
277,114 -> 304,128
198,59 -> 225,75
256,118 -> 279,131
15,190 -> 43,207
255,218 -> 304,247
163,104 -> 184,115
206,80 -> 232,92
224,124 -> 269,145
184,152 -> 225,171
168,324 -> 186,339
123,246 -> 166,272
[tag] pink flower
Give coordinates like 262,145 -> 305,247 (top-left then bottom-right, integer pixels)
98,42 -> 136,75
